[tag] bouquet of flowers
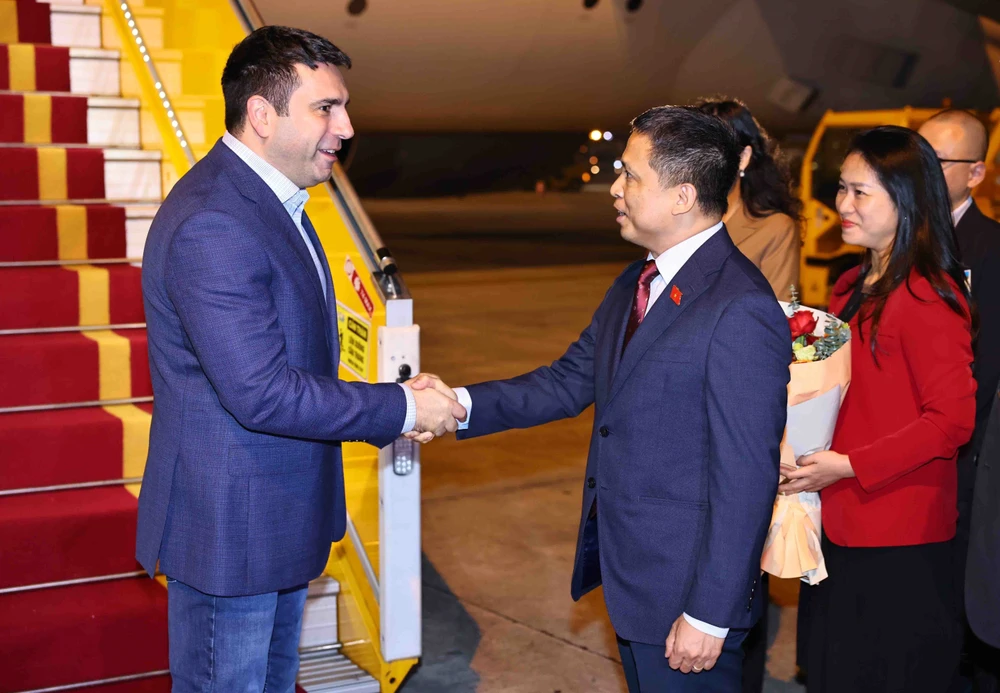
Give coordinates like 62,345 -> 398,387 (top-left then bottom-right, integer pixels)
760,288 -> 851,585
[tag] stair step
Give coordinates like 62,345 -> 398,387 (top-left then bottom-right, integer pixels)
51,4 -> 102,49
0,93 -> 141,147
0,148 -> 161,203
0,328 -> 151,407
1,0 -> 52,45
0,577 -> 168,693
0,403 -> 151,491
0,203 -> 127,261
104,149 -> 163,201
69,47 -> 121,96
0,264 -> 144,328
297,652 -> 380,693
0,487 -> 142,589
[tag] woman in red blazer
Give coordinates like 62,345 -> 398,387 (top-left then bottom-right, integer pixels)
783,126 -> 976,693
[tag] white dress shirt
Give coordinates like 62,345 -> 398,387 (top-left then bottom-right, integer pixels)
953,196 -> 973,226
223,132 -> 416,434
455,221 -> 729,638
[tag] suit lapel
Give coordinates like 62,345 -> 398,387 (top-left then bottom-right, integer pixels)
214,141 -> 335,360
596,262 -> 641,403
216,141 -> 330,322
302,211 -> 338,359
606,229 -> 734,407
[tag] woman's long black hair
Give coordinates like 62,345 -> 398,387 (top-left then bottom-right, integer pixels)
839,125 -> 974,351
694,96 -> 802,221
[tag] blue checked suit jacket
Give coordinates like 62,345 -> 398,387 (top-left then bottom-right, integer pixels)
457,228 -> 789,644
136,140 -> 406,596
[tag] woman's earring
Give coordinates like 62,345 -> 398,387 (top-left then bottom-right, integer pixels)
739,170 -> 745,178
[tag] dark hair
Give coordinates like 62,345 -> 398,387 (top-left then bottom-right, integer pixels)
838,125 -> 974,352
630,105 -> 741,218
222,26 -> 351,135
694,97 -> 803,221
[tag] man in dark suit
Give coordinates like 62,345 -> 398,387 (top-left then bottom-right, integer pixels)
919,110 -> 1000,692
137,27 -> 465,692
414,107 -> 790,690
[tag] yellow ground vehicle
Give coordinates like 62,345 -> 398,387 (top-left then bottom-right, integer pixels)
799,107 -> 1000,307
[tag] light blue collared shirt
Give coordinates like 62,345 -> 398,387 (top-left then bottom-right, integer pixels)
454,221 -> 729,638
223,132 -> 416,434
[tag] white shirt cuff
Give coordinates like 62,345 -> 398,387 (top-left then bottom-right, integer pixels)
399,383 -> 417,434
454,387 -> 472,430
682,613 -> 729,639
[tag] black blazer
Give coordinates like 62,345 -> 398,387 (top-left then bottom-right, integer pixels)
958,201 -> 1000,648
967,392 -> 1000,648
955,202 -> 1000,498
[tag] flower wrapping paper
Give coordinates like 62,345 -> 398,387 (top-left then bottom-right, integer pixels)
760,302 -> 852,585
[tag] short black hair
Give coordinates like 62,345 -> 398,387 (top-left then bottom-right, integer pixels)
630,105 -> 741,218
222,26 -> 351,135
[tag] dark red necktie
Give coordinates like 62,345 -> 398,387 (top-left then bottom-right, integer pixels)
622,259 -> 660,353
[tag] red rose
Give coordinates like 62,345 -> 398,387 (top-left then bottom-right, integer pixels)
788,310 -> 818,340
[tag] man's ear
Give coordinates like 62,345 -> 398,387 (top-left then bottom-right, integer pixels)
245,95 -> 275,139
968,161 -> 987,190
673,183 -> 699,216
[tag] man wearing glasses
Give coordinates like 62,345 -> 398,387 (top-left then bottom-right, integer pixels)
918,109 -> 1000,692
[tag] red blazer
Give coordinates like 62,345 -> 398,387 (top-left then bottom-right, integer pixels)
823,267 -> 976,547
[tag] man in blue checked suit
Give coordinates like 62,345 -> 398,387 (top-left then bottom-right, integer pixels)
137,27 -> 465,692
413,107 -> 789,690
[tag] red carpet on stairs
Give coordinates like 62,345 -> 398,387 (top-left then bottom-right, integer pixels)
0,147 -> 106,201
0,92 -> 90,143
0,404 -> 153,491
1,0 -> 52,44
0,329 -> 151,407
0,487 -> 142,588
0,264 -> 145,328
0,204 -> 128,261
0,578 -> 168,693
0,43 -> 71,91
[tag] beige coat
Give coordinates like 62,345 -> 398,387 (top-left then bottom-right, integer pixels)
726,198 -> 801,302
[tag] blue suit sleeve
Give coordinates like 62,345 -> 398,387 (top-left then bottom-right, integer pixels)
684,291 -> 789,626
164,211 -> 405,448
457,312 -> 599,439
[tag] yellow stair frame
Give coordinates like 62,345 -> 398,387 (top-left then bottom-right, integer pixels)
102,0 -> 419,689
799,106 -> 1000,307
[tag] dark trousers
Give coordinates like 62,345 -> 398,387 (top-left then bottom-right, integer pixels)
740,573 -> 768,693
167,577 -> 309,693
617,630 -> 748,692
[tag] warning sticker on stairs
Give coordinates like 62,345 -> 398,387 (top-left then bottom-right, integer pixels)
337,302 -> 370,381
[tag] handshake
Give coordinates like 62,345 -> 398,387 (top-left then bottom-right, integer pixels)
404,373 -> 466,444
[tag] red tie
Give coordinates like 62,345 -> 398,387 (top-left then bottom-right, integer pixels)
622,260 -> 660,353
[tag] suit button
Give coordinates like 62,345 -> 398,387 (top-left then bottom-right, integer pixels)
599,426 -> 609,437
587,477 -> 596,489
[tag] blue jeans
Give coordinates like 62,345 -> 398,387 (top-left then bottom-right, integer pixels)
167,578 -> 308,693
